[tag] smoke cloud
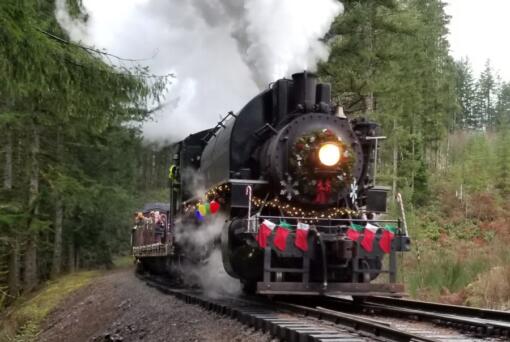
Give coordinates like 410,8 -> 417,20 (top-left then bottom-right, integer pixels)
173,214 -> 241,298
56,0 -> 342,143
169,170 -> 240,298
55,0 -> 88,43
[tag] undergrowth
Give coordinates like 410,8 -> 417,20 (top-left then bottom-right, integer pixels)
112,255 -> 135,269
398,190 -> 510,307
402,243 -> 490,299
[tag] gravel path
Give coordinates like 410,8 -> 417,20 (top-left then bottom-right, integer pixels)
37,268 -> 273,342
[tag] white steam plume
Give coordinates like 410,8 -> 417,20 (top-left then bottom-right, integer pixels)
173,213 -> 242,297
171,169 -> 241,298
192,0 -> 343,88
56,0 -> 342,142
179,249 -> 241,299
55,0 -> 89,43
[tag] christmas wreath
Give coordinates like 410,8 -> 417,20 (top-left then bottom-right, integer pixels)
287,129 -> 355,204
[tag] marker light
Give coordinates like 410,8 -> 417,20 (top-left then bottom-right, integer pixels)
318,143 -> 341,166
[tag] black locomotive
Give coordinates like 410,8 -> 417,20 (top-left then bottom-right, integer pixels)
134,72 -> 410,296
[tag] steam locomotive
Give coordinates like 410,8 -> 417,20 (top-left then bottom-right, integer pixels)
133,71 -> 411,297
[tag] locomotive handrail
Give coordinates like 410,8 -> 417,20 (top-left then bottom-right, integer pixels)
254,123 -> 278,138
201,111 -> 237,144
244,214 -> 402,233
229,179 -> 269,184
251,215 -> 401,223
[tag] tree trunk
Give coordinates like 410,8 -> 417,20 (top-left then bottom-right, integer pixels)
392,143 -> 398,203
445,133 -> 450,172
142,153 -> 148,190
411,138 -> 415,194
392,118 -> 398,203
68,240 -> 75,273
4,129 -> 12,190
365,92 -> 374,115
51,131 -> 63,278
434,144 -> 439,170
3,128 -> 17,298
7,238 -> 20,299
23,121 -> 39,292
51,197 -> 63,278
75,247 -> 80,270
23,239 -> 37,291
364,7 -> 375,117
151,151 -> 156,188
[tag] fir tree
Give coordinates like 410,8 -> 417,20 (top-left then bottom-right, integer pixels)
454,58 -> 477,129
475,60 -> 499,130
496,83 -> 510,128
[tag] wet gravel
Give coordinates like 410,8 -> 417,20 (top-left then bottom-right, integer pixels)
37,268 -> 273,342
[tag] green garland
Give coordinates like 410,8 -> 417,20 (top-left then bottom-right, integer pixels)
289,129 -> 355,199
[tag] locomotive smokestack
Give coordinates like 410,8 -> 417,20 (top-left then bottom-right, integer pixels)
292,71 -> 317,112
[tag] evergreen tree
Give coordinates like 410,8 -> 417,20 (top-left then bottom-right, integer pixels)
475,60 -> 499,130
494,83 -> 510,195
454,58 -> 477,129
0,0 -> 168,299
321,0 -> 456,205
495,128 -> 510,196
496,83 -> 510,127
319,0 -> 401,116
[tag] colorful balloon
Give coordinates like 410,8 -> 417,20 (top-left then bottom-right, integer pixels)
210,200 -> 220,214
198,204 -> 207,216
195,209 -> 204,221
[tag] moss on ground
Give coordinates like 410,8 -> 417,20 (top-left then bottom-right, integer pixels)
0,271 -> 99,342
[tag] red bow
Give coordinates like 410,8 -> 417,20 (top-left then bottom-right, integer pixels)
314,179 -> 331,204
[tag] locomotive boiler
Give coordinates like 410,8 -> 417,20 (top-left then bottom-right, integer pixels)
134,71 -> 411,296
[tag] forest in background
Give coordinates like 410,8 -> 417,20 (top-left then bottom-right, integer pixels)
1,0 -> 510,310
319,0 -> 510,307
0,0 -> 170,307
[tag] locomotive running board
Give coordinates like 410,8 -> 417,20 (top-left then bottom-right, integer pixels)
257,282 -> 405,297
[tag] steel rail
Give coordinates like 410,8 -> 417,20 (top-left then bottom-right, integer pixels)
319,296 -> 510,338
365,296 -> 510,322
275,301 -> 436,342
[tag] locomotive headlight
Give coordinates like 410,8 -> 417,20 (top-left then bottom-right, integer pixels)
318,143 -> 341,166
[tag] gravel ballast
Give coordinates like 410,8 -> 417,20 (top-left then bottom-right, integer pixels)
37,268 -> 272,342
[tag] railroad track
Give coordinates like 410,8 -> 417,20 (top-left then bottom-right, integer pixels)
363,296 -> 510,324
285,295 -> 509,341
138,274 -> 433,342
359,296 -> 510,339
136,273 -> 508,341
